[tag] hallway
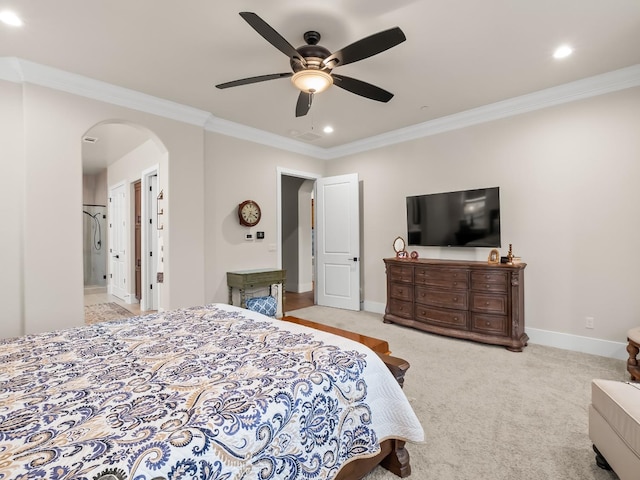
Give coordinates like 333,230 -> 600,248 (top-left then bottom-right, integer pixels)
284,290 -> 314,312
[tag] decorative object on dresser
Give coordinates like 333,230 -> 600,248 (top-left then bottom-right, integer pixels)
393,236 -> 407,257
384,257 -> 527,351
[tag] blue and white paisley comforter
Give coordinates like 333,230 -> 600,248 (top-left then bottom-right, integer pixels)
0,304 -> 423,480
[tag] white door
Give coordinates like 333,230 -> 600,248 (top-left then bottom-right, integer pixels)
146,175 -> 159,310
109,183 -> 127,300
315,173 -> 360,310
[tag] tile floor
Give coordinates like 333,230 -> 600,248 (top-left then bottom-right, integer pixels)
83,287 -> 145,315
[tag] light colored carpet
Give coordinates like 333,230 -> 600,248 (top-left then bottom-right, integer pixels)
84,302 -> 135,325
287,306 -> 625,480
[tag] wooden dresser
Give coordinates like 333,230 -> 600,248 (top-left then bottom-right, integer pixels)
383,257 -> 527,351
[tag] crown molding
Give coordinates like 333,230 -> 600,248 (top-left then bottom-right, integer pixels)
326,64 -> 640,159
2,57 -> 639,160
0,57 -> 213,127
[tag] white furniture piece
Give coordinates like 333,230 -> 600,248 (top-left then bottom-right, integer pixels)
589,378 -> 640,480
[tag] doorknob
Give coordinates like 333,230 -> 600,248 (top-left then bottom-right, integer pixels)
352,257 -> 359,262
114,254 -> 120,259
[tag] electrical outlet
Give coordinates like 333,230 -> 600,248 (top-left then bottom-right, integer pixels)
585,316 -> 595,329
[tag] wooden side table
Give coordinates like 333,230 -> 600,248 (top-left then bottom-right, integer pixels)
627,327 -> 640,381
227,268 -> 286,317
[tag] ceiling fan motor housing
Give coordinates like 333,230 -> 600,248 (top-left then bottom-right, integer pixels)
291,43 -> 332,72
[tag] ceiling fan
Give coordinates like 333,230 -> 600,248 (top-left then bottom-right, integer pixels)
215,12 -> 406,117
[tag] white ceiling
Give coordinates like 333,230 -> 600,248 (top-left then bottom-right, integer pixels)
2,0 -> 640,168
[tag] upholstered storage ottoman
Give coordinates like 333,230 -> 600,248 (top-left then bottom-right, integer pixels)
589,379 -> 640,480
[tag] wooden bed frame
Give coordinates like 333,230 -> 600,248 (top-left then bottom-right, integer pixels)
335,353 -> 413,479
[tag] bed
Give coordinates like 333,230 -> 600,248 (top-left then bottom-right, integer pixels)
0,303 -> 423,480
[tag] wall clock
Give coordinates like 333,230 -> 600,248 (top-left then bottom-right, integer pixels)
238,200 -> 261,227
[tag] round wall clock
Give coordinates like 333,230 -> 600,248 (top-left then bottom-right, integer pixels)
238,200 -> 261,227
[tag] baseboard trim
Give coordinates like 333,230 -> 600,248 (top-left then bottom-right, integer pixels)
526,327 -> 627,361
363,300 -> 627,360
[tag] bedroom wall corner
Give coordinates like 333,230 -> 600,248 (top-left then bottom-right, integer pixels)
203,132 -> 326,305
0,80 -> 25,339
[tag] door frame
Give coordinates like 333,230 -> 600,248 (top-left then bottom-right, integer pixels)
141,165 -> 159,311
276,167 -> 321,280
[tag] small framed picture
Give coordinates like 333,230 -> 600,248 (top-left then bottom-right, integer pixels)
410,251 -> 419,259
397,250 -> 408,259
488,249 -> 500,264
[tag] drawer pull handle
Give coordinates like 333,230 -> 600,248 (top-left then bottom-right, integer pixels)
453,282 -> 457,286
486,321 -> 491,326
486,284 -> 490,289
453,297 -> 458,302
485,302 -> 490,306
454,317 -> 458,321
398,289 -> 403,294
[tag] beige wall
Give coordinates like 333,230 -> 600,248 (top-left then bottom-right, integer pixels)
0,80 -> 25,338
83,170 -> 107,205
326,86 -> 640,349
1,83 -> 206,337
203,133 -> 325,304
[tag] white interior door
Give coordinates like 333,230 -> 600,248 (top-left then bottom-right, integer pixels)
109,183 -> 127,300
145,174 -> 159,310
315,173 -> 360,310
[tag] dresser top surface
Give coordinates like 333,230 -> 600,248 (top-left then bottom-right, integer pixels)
384,257 -> 526,270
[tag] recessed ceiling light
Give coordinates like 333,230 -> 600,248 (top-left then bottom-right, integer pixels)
0,10 -> 23,27
553,45 -> 573,59
323,126 -> 334,134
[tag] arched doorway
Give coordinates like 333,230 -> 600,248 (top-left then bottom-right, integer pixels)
81,121 -> 167,321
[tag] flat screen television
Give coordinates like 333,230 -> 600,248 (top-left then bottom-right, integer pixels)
406,187 -> 501,247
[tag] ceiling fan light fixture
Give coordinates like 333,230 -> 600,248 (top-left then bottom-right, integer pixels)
291,70 -> 333,94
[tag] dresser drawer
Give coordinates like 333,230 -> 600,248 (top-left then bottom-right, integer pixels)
387,298 -> 413,319
390,283 -> 413,302
388,265 -> 413,283
415,286 -> 468,310
470,292 -> 508,315
415,305 -> 468,328
415,267 -> 468,289
471,271 -> 508,293
472,313 -> 509,336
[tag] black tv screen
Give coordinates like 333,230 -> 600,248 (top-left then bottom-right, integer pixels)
406,187 -> 501,247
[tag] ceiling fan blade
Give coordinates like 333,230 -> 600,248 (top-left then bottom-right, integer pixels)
295,92 -> 312,117
215,72 -> 292,89
323,27 -> 406,68
239,12 -> 305,65
332,74 -> 394,102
